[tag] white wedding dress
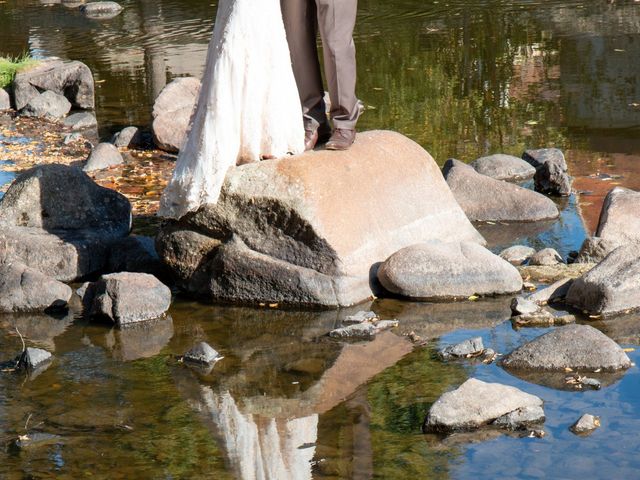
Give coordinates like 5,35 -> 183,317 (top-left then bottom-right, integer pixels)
158,0 -> 305,219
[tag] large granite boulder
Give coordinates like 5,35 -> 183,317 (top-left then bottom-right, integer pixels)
442,159 -> 559,222
0,164 -> 131,281
567,243 -> 640,316
157,131 -> 485,307
377,241 -> 523,300
152,77 -> 200,153
13,58 -> 95,111
522,148 -> 572,196
577,187 -> 640,263
0,262 -> 72,312
423,378 -> 544,433
501,324 -> 631,371
470,154 -> 536,182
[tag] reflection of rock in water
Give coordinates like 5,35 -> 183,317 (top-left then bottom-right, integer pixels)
93,316 -> 174,361
0,312 -> 74,351
200,389 -> 317,480
592,314 -> 640,346
376,298 -> 512,340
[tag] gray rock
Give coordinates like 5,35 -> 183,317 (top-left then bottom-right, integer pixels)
528,248 -> 563,266
570,414 -> 600,435
443,159 -> 559,222
511,297 -> 540,315
14,432 -> 61,449
63,132 -> 83,144
329,323 -> 377,339
107,235 -> 166,277
471,154 -> 536,182
511,309 -> 575,328
157,131 -> 485,307
501,324 -> 631,372
423,378 -> 544,433
63,111 -> 97,131
499,245 -> 536,265
493,405 -> 546,430
111,126 -> 141,148
80,1 -> 123,18
183,342 -> 221,365
522,148 -> 572,196
576,236 -> 620,264
526,278 -> 574,305
439,337 -> 485,359
0,164 -> 131,281
20,90 -> 71,119
522,148 -> 568,171
82,272 -> 171,326
83,142 -> 123,171
343,310 -> 378,324
577,187 -> 640,263
377,241 -> 523,301
152,77 -> 200,152
18,347 -> 52,370
0,262 -> 72,312
566,243 -> 640,316
13,58 -> 94,110
0,88 -> 10,110
375,319 -> 399,331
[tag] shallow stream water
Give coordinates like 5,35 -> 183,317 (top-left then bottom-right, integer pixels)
1,0 -> 640,478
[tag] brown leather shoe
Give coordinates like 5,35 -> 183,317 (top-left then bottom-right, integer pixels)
325,128 -> 356,151
304,128 -> 319,151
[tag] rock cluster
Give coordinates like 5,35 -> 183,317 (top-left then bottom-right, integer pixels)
157,131 -> 485,307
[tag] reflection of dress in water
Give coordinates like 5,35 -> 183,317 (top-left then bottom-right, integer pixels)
158,0 -> 305,219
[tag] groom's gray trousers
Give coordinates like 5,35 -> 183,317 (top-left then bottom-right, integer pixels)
281,0 -> 361,130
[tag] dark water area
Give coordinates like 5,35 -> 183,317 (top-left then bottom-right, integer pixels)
2,0 -> 640,478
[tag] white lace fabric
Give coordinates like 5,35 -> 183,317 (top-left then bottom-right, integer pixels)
158,0 -> 305,220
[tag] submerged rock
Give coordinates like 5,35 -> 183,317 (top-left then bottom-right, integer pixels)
439,337 -> 485,359
522,148 -> 572,196
20,90 -> 71,119
566,243 -> 640,316
511,310 -> 575,328
183,342 -> 222,365
443,159 -> 559,222
80,1 -> 123,18
470,154 -> 536,182
377,241 -> 523,301
528,248 -> 563,266
501,324 -> 631,372
343,311 -> 378,324
83,142 -> 123,171
0,262 -> 72,313
517,262 -> 594,284
423,378 -> 544,433
329,323 -> 377,339
152,77 -> 200,152
157,131 -> 484,307
14,432 -> 61,450
13,58 -> 94,110
82,272 -> 171,325
0,164 -> 131,281
570,414 -> 600,435
499,245 -> 536,266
